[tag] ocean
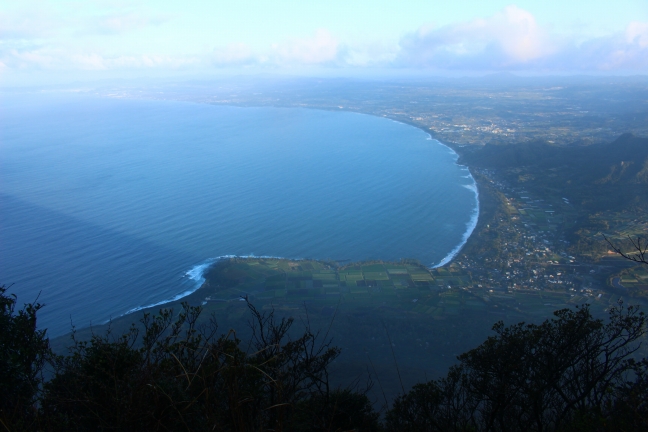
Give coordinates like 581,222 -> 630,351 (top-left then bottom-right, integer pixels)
0,93 -> 478,336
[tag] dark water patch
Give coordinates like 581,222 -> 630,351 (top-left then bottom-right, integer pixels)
0,193 -> 203,336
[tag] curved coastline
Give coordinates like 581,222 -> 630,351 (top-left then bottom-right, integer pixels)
385,118 -> 481,269
119,257 -> 222,316
425,134 -> 480,268
432,183 -> 480,268
116,254 -> 300,318
118,112 -> 480,316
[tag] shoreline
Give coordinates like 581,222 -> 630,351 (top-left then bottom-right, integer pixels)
383,118 -> 482,268
425,132 -> 480,268
108,103 -> 484,318
115,257 -> 224,318
113,254 -> 303,320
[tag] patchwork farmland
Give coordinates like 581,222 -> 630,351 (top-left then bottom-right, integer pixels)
196,257 -> 614,320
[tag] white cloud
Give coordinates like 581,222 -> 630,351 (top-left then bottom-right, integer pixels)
559,24 -> 648,71
0,9 -> 60,40
626,21 -> 648,48
491,6 -> 554,62
3,48 -> 58,70
0,3 -> 169,43
212,43 -> 256,66
343,40 -> 398,67
80,11 -> 170,36
207,30 -> 345,68
396,7 -> 648,72
397,5 -> 555,69
0,4 -> 645,76
71,53 -> 107,70
272,29 -> 341,65
0,46 -> 199,72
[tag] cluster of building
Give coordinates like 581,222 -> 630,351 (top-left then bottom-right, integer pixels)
447,168 -> 615,306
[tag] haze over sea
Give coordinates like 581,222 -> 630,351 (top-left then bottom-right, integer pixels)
1,93 -> 478,336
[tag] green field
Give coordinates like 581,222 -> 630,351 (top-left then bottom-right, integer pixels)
202,258 -> 439,306
613,265 -> 648,299
195,257 -> 615,321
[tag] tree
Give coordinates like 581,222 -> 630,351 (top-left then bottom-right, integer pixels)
0,284 -> 379,431
0,285 -> 51,431
386,303 -> 647,431
40,300 -> 379,431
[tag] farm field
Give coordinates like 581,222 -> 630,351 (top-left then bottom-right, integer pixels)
195,257 -> 615,321
614,265 -> 648,299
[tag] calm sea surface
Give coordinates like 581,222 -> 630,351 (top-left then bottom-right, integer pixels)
1,93 -> 478,336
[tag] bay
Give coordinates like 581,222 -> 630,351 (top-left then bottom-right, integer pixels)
0,93 -> 478,336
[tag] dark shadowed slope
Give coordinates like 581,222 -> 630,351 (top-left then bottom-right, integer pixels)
459,133 -> 648,211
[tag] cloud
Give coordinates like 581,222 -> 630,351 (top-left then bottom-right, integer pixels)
208,30 -> 345,68
272,29 -> 342,65
1,4 -> 646,76
108,54 -> 198,69
343,41 -> 399,67
0,46 -> 199,72
0,4 -> 168,42
82,11 -> 170,36
212,43 -> 257,66
0,9 -> 60,40
397,5 -> 555,69
2,48 -> 58,70
626,21 -> 648,48
70,53 -> 108,70
554,24 -> 648,71
397,7 -> 648,72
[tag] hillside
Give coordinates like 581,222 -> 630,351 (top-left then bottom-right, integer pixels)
458,133 -> 648,211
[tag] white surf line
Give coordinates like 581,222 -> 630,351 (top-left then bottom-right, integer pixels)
426,133 -> 480,269
116,254 -> 306,317
375,120 -> 481,268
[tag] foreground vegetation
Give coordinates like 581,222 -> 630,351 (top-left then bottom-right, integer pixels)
2,283 -> 647,431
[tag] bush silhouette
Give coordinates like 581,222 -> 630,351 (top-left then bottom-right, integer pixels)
386,303 -> 648,431
1,288 -> 378,431
2,284 -> 646,431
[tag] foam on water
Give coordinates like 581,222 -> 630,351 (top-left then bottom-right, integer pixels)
432,183 -> 480,268
119,254 -> 310,315
430,136 -> 480,268
119,257 -> 221,316
462,183 -> 478,194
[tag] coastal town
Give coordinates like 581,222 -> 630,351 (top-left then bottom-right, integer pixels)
442,167 -> 636,318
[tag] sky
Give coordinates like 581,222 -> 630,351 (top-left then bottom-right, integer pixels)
1,0 -> 647,85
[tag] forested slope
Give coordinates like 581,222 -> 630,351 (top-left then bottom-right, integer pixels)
459,133 -> 648,211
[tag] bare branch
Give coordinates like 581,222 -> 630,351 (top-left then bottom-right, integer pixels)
604,235 -> 647,265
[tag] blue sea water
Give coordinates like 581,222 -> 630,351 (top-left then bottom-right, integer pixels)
0,93 -> 478,336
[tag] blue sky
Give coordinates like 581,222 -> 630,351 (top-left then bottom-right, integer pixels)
1,0 -> 647,85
